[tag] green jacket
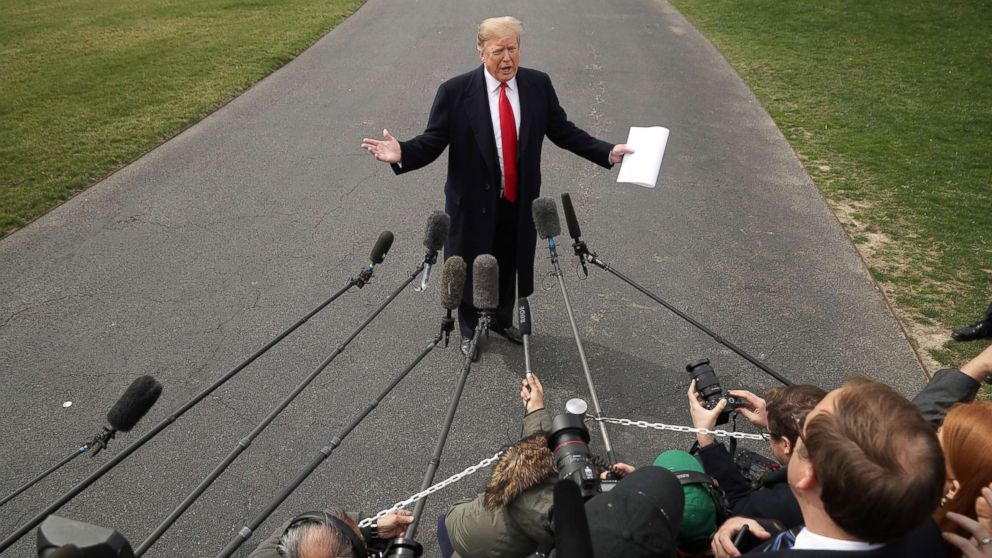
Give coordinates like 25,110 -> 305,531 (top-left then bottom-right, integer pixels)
444,408 -> 555,558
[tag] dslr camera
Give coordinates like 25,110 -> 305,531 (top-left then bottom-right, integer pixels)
687,358 -> 742,425
546,400 -> 617,500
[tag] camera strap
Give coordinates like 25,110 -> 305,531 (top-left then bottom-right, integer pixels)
673,470 -> 733,524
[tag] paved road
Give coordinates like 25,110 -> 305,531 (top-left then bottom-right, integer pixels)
0,0 -> 924,555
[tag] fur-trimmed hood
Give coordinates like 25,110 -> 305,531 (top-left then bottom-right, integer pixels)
483,434 -> 557,509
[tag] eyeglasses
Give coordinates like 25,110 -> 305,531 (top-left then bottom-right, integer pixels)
487,46 -> 519,59
760,431 -> 779,441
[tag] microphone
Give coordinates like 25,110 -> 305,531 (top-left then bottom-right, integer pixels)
560,193 -> 589,276
552,480 -> 594,558
358,231 -> 394,287
517,298 -> 533,376
531,197 -> 562,241
417,212 -> 451,292
91,376 -> 163,457
472,254 -> 499,318
438,256 -> 467,346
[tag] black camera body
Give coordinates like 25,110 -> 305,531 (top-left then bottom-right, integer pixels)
687,358 -> 743,425
547,411 -> 618,500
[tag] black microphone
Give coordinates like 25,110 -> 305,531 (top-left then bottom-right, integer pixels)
418,212 -> 450,291
552,480 -> 594,558
560,193 -> 589,276
472,254 -> 499,317
91,376 -> 163,457
438,256 -> 467,346
517,297 -> 533,377
358,231 -> 394,286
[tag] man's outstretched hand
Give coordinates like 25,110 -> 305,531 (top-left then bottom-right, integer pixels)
361,129 -> 402,164
609,144 -> 634,165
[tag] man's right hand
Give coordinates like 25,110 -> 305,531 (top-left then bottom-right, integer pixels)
728,389 -> 769,429
711,516 -> 771,558
361,129 -> 402,164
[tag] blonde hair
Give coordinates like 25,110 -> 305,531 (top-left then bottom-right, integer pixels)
477,16 -> 523,51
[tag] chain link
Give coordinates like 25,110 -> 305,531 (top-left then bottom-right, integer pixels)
588,416 -> 766,440
360,417 -> 761,527
359,451 -> 504,528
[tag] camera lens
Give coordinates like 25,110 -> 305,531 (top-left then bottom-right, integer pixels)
687,359 -> 723,402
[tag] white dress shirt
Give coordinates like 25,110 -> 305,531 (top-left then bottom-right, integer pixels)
483,68 -> 521,190
792,528 -> 885,552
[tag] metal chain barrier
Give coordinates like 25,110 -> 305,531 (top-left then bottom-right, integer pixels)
361,416 -> 762,527
359,451 -> 504,528
588,416 -> 766,440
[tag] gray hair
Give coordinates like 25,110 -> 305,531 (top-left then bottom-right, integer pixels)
276,512 -> 357,558
477,16 -> 523,51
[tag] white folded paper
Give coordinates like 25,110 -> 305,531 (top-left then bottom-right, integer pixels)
616,126 -> 670,188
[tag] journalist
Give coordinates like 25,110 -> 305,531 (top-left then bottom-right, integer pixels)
687,380 -> 826,527
247,506 -> 412,558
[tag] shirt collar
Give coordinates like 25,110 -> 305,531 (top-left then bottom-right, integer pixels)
793,528 -> 886,551
483,67 -> 517,94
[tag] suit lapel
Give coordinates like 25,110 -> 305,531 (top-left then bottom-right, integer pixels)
517,69 -> 534,160
466,66 -> 498,181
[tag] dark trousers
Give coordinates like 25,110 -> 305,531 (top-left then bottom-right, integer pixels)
458,197 -> 518,338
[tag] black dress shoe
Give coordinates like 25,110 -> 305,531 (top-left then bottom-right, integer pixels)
491,325 -> 524,345
461,338 -> 479,361
951,319 -> 992,342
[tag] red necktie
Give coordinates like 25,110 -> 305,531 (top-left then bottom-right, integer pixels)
499,82 -> 518,203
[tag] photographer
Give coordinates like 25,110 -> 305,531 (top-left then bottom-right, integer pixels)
247,506 -> 412,558
687,379 -> 826,527
438,372 -> 556,558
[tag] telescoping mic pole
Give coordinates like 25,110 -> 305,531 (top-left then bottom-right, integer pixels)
0,231 -> 393,553
213,256 -> 468,558
532,197 -> 615,464
559,193 -> 793,386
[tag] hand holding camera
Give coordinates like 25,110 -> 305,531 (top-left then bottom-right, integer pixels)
727,389 -> 768,429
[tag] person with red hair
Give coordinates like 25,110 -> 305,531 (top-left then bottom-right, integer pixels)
935,402 -> 992,557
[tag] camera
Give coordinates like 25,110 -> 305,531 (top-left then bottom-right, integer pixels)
686,358 -> 742,425
547,400 -> 616,500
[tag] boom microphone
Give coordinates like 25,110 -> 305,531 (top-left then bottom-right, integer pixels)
472,255 -> 499,312
370,231 -> 394,264
560,192 -> 582,241
439,257 -> 467,311
106,376 -> 163,433
517,298 -> 533,377
531,197 -> 562,240
418,212 -> 450,291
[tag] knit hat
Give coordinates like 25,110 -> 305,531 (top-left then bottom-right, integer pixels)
653,450 -> 718,547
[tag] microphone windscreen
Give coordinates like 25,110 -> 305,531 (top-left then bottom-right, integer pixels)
552,481 -> 595,558
531,197 -> 561,240
423,211 -> 450,252
370,231 -> 394,264
560,193 -> 583,240
516,298 -> 532,336
438,256 -> 467,311
106,375 -> 162,432
472,254 -> 499,311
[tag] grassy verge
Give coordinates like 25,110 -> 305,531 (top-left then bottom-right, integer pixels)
668,0 -> 992,376
0,0 -> 363,236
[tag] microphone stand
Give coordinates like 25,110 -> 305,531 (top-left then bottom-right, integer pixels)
214,314 -> 451,558
542,238 -> 615,464
574,241 -> 793,386
403,313 -> 489,540
0,265 -> 378,553
136,262 -> 426,556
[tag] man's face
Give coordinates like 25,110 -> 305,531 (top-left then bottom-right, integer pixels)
480,35 -> 520,82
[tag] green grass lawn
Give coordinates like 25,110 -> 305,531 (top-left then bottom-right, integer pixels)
0,0 -> 363,236
669,0 -> 992,373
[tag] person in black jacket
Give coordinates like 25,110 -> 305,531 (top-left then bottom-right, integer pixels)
687,380 -> 826,528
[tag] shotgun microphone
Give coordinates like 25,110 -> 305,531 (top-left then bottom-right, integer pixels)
417,212 -> 450,291
91,376 -> 163,457
560,193 -> 589,276
438,256 -> 467,346
358,231 -> 394,286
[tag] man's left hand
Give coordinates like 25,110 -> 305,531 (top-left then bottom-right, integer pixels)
610,144 -> 634,165
376,509 -> 414,539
